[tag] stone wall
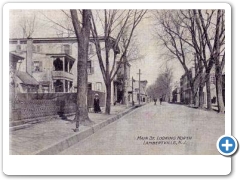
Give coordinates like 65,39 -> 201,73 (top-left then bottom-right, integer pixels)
10,91 -> 105,122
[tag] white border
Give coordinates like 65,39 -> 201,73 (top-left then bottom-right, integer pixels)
3,3 -> 231,175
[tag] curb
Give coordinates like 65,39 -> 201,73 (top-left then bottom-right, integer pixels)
34,105 -> 140,155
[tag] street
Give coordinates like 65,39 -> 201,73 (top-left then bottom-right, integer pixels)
60,102 -> 225,155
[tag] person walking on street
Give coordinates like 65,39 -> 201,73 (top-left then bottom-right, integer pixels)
153,98 -> 157,105
94,94 -> 101,113
159,97 -> 163,105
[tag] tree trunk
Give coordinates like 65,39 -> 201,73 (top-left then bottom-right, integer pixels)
122,56 -> 127,105
70,10 -> 93,128
198,68 -> 204,108
214,10 -> 225,113
198,85 -> 204,109
205,73 -> 212,110
105,82 -> 111,114
190,86 -> 195,105
215,65 -> 225,113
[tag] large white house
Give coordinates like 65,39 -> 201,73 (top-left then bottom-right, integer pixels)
9,37 -> 124,104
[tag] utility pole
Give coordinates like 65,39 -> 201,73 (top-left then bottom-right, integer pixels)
137,69 -> 141,105
132,76 -> 134,106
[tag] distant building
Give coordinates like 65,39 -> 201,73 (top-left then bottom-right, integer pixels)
129,80 -> 148,104
179,65 -> 225,107
180,68 -> 194,104
114,60 -> 131,104
172,86 -> 180,103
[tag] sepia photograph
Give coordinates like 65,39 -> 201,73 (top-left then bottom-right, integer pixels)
8,6 -> 226,157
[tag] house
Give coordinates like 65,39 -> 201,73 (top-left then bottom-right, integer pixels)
9,38 -> 76,93
129,79 -> 148,105
180,68 -> 193,104
113,60 -> 131,104
9,37 -> 121,104
172,85 -> 181,103
9,52 -> 25,106
179,65 -> 224,107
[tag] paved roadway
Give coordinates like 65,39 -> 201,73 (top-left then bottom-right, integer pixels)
60,102 -> 224,155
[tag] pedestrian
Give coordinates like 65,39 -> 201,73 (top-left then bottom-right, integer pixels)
153,98 -> 157,105
93,94 -> 101,113
160,97 -> 163,105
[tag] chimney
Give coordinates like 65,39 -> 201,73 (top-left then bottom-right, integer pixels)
16,40 -> 21,53
26,38 -> 33,75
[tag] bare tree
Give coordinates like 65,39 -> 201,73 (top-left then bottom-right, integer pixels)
154,10 -> 198,105
70,9 -> 93,130
147,65 -> 173,101
119,31 -> 145,105
90,10 -> 147,114
19,12 -> 37,38
195,9 -> 225,112
154,10 -> 225,112
40,10 -> 75,37
174,10 -> 209,109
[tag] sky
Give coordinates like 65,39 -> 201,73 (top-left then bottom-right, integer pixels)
9,9 -> 185,86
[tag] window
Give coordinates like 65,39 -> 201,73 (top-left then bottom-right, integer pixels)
87,61 -> 94,74
33,61 -> 42,72
96,82 -> 102,91
16,44 -> 21,51
36,45 -> 42,53
210,75 -> 216,84
42,85 -> 49,93
62,44 -> 72,55
88,83 -> 92,91
89,44 -> 94,54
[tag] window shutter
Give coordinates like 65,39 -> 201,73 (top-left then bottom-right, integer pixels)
39,61 -> 43,72
32,62 -> 34,73
69,45 -> 72,55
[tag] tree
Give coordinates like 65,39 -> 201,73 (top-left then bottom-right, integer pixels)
70,9 -> 93,130
19,12 -> 37,38
154,10 -> 225,112
154,10 -> 198,105
178,10 -> 213,110
195,9 -> 225,112
40,10 -> 75,37
90,10 -> 147,114
147,65 -> 173,101
120,33 -> 145,105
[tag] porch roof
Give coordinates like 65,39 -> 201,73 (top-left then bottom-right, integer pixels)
16,71 -> 39,86
9,52 -> 24,61
46,53 -> 75,62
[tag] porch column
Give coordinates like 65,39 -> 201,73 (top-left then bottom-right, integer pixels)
63,57 -> 65,72
67,60 -> 70,73
52,80 -> 55,92
67,80 -> 70,92
63,79 -> 66,93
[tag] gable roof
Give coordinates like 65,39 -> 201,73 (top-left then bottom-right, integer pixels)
16,71 -> 39,86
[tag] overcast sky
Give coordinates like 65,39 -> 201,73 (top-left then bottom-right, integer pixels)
9,9 -> 185,86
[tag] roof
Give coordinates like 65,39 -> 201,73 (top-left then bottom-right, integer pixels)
46,53 -> 75,62
9,36 -> 120,54
9,52 -> 24,61
16,71 -> 39,86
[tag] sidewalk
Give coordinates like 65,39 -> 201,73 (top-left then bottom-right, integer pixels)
10,105 -> 136,155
